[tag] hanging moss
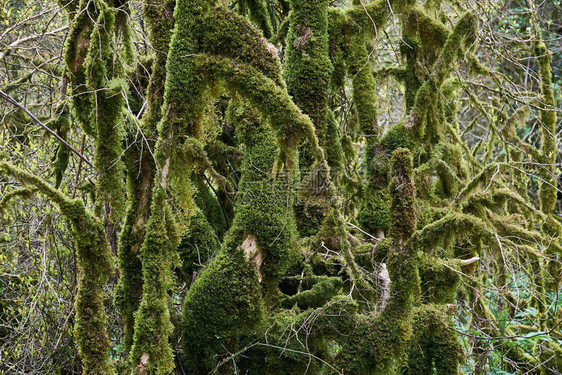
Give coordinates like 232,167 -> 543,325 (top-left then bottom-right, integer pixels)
84,6 -> 127,219
48,108 -> 72,188
403,7 -> 450,66
408,12 -> 478,139
114,0 -> 175,355
0,162 -> 115,375
535,41 -> 558,232
245,0 -> 274,38
63,0 -> 96,135
128,188 -> 180,374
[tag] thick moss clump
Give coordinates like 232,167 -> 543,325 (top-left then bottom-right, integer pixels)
418,254 -> 461,304
176,208 -> 220,281
157,0 -> 322,181
228,104 -> 300,284
381,122 -> 416,152
181,247 -> 265,373
405,305 -> 464,375
358,189 -> 390,234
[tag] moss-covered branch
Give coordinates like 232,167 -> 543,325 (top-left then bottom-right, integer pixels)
0,162 -> 115,374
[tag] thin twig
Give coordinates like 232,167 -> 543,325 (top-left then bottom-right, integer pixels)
0,89 -> 93,168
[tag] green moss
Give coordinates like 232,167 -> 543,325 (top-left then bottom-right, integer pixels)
404,7 -> 450,65
84,6 -> 127,219
329,149 -> 420,374
284,0 -> 333,167
113,0 -> 135,71
63,0 -> 96,135
228,101 -> 300,285
347,32 -> 378,136
534,339 -> 562,375
114,0 -> 175,356
114,181 -> 145,354
413,211 -> 492,253
158,0 -> 323,175
141,0 -> 175,139
381,122 -> 416,152
49,108 -> 72,188
418,254 -> 461,304
181,102 -> 300,371
358,189 -> 390,233
280,275 -> 342,310
347,0 -> 387,32
0,187 -> 36,213
405,304 -> 463,374
176,208 -> 220,281
181,244 -> 265,373
324,109 -> 344,169
535,41 -> 558,222
327,8 -> 349,91
245,0 -> 273,38
195,54 -> 322,164
129,188 -> 180,374
0,162 -> 115,374
408,12 -> 477,139
240,308 -> 329,374
194,176 -> 228,237
92,78 -> 127,218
